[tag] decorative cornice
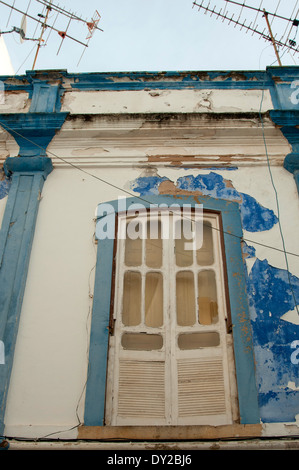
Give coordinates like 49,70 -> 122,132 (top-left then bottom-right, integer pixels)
269,110 -> 299,127
269,110 -> 299,195
0,66 -> 297,104
0,112 -> 69,157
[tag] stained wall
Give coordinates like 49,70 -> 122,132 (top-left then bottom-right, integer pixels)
0,68 -> 298,440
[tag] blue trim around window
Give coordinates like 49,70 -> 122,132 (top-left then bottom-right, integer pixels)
84,195 -> 260,426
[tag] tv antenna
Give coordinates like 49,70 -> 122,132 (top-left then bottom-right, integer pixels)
192,0 -> 299,65
0,0 -> 103,70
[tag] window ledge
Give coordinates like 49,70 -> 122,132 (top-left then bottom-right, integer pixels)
78,424 -> 262,441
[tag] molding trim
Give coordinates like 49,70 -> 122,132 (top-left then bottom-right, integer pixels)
0,112 -> 69,157
84,195 -> 260,427
3,156 -> 53,177
270,110 -> 299,193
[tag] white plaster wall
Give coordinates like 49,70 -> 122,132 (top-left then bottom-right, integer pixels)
4,161 -> 299,438
0,91 -> 30,113
61,89 -> 273,115
230,166 -> 299,275
3,165 -> 143,439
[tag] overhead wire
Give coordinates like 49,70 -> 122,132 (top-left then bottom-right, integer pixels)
258,81 -> 299,315
1,3 -> 299,441
0,118 -> 299,260
1,103 -> 298,442
14,42 -> 37,74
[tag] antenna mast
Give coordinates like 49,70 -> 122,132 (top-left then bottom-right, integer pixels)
0,0 -> 103,70
32,0 -> 52,69
263,9 -> 282,66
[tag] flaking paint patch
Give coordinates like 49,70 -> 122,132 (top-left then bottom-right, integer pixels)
131,172 -> 278,233
247,258 -> 299,423
131,175 -> 168,196
242,241 -> 256,259
131,171 -> 299,423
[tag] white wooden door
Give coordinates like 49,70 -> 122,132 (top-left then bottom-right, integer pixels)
105,210 -> 236,426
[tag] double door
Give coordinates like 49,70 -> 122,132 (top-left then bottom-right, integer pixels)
105,210 -> 236,426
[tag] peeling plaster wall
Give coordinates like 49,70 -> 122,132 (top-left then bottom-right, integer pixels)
61,89 -> 272,115
0,92 -> 30,114
129,166 -> 299,424
4,164 -> 299,438
3,166 -> 146,439
1,69 -> 299,441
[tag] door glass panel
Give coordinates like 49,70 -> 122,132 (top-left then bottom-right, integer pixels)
175,219 -> 193,267
122,333 -> 163,350
122,271 -> 141,326
176,271 -> 195,326
146,219 -> 162,268
145,272 -> 163,327
197,221 -> 214,266
125,221 -> 142,266
197,270 -> 218,325
178,332 -> 220,349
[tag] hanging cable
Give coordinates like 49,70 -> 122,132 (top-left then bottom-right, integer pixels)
258,88 -> 299,315
0,118 -> 299,259
14,42 -> 37,75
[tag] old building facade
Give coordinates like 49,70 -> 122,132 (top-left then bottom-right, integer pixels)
0,67 -> 299,449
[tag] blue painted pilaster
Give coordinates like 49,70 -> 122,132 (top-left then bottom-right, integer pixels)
0,157 -> 53,434
0,106 -> 68,435
0,112 -> 69,158
269,110 -> 299,195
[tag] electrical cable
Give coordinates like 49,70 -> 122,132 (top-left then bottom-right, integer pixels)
14,42 -> 37,75
0,117 -> 299,259
258,86 -> 299,315
1,75 -> 299,443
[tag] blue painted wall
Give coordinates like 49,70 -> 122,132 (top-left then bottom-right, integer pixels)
247,253 -> 299,422
132,172 -> 278,232
131,171 -> 299,423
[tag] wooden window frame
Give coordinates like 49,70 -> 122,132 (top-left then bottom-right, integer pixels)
83,195 -> 260,430
106,209 -> 236,426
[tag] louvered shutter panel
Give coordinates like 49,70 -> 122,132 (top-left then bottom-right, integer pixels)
117,360 -> 165,418
177,358 -> 226,418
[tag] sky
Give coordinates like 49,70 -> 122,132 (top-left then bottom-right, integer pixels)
0,0 -> 299,75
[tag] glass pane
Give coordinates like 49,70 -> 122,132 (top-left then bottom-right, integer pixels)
145,272 -> 163,327
197,270 -> 218,325
178,332 -> 220,349
175,219 -> 193,267
197,221 -> 214,266
125,221 -> 142,266
121,333 -> 163,350
122,271 -> 141,326
176,271 -> 195,326
146,219 -> 162,268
